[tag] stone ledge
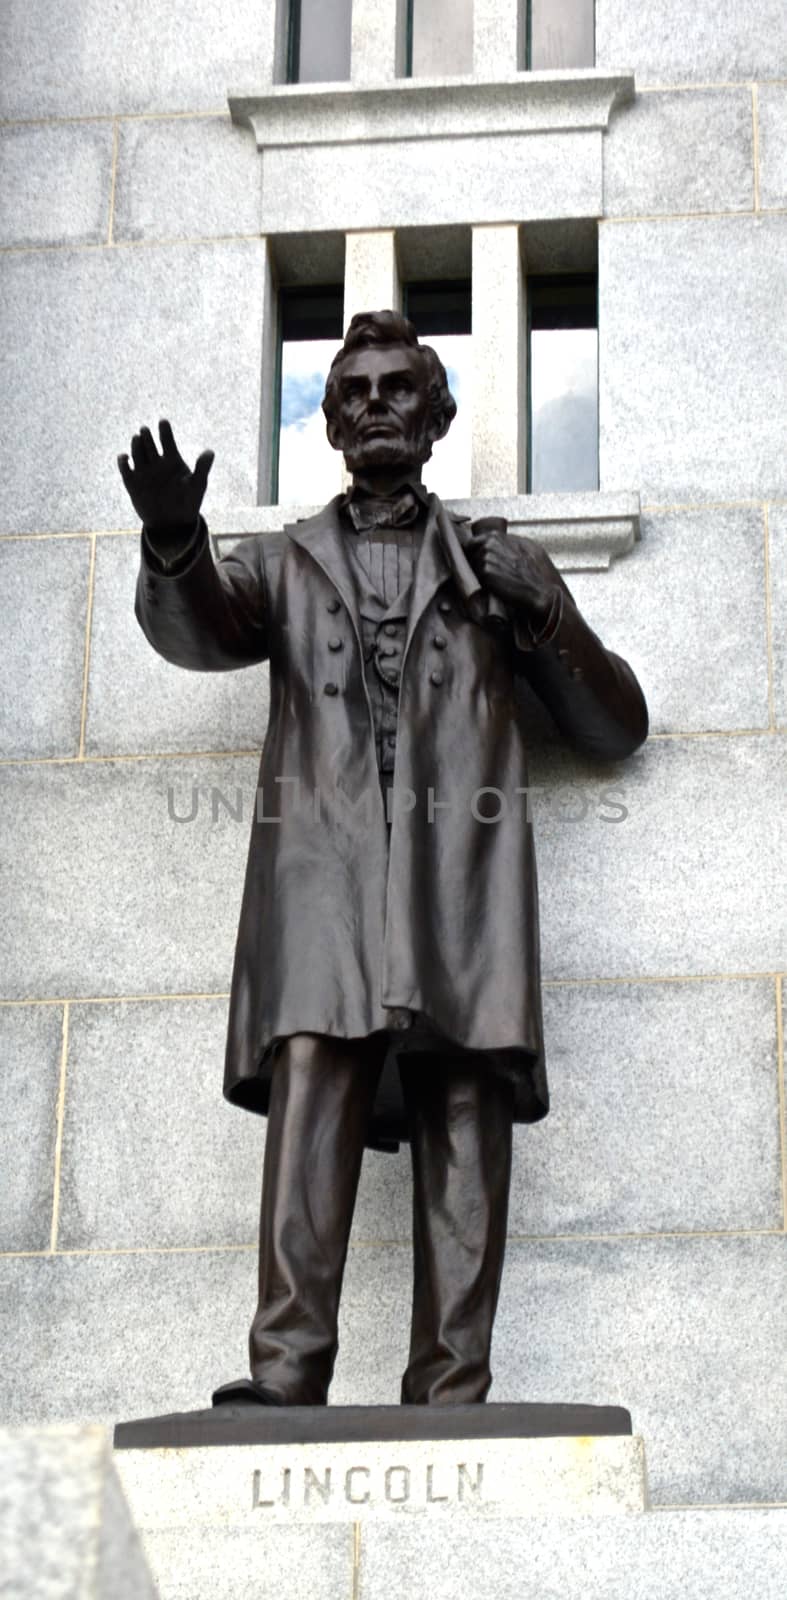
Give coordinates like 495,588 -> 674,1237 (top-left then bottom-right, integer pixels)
228,71 -> 636,151
211,491 -> 642,572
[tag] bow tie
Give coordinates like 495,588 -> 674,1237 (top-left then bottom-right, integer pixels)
346,488 -> 422,533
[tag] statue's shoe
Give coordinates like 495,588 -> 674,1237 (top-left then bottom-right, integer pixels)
211,1377 -> 286,1408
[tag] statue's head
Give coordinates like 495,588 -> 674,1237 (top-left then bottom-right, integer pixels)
322,310 -> 457,476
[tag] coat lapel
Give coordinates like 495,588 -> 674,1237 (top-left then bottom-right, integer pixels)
284,495 -> 364,645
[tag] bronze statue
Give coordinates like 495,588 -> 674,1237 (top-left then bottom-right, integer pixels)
119,310 -> 647,1410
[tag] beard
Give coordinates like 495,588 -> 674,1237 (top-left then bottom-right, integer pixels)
342,427 -> 433,476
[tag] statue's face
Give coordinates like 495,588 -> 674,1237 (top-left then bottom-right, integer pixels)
326,344 -> 434,473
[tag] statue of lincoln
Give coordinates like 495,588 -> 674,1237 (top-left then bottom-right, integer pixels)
119,310 -> 647,1409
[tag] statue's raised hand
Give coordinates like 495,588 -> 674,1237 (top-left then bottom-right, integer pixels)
117,419 -> 214,531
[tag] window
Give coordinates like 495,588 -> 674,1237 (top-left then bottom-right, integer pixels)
404,280 -> 472,498
527,274 -> 598,493
287,0 -> 352,83
406,0 -> 474,77
525,0 -> 595,70
275,287 -> 345,504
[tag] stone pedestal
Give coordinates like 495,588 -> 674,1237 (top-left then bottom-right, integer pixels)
112,1402 -> 646,1595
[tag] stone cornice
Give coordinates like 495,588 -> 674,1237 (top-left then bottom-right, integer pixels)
228,70 -> 636,152
211,492 -> 641,573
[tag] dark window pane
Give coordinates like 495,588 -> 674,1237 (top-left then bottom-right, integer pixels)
289,0 -> 352,84
527,0 -> 595,70
276,288 -> 344,504
408,0 -> 474,77
528,275 -> 598,494
404,281 -> 472,497
405,280 -> 472,336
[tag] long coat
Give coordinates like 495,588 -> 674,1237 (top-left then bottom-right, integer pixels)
136,494 -> 648,1149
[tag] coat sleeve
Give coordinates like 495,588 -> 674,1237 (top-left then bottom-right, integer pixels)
509,561 -> 649,762
135,517 -> 269,671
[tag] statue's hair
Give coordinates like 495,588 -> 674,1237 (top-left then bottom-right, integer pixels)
321,310 -> 457,441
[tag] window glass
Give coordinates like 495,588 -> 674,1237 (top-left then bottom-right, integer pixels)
528,275 -> 598,493
404,281 -> 472,499
407,0 -> 474,77
288,0 -> 352,83
527,0 -> 595,70
276,288 -> 345,504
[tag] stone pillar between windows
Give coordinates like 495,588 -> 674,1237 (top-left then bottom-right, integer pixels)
343,232 -> 403,328
351,0 -> 407,83
473,0 -> 523,76
471,224 -> 526,496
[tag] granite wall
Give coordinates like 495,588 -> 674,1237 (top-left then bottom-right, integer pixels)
0,0 -> 785,1521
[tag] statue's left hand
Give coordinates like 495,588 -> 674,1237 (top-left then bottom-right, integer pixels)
464,518 -> 557,626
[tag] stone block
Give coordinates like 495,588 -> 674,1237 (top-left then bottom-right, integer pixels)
530,734 -> 787,981
603,88 -> 754,219
0,537 -> 90,759
116,1434 -> 646,1526
335,1234 -> 787,1505
142,1524 -> 353,1600
0,241 -> 265,534
113,118 -> 262,244
0,0 -> 273,119
85,535 -> 268,757
596,0 -> 787,85
0,124 -> 113,249
510,977 -> 782,1237
0,1424 -> 156,1599
261,130 -> 602,233
359,1508 -> 787,1599
599,216 -> 787,503
0,1250 -> 254,1427
57,999 -> 264,1251
0,756 -> 257,1001
770,506 -> 787,726
0,1005 -> 63,1251
565,507 -> 769,733
760,85 -> 787,212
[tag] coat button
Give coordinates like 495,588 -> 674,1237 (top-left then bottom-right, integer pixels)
430,670 -> 444,687
384,622 -> 398,636
558,647 -> 570,660
438,599 -> 451,614
432,634 -> 447,650
328,636 -> 343,651
324,682 -> 339,696
570,665 -> 584,681
326,597 -> 340,613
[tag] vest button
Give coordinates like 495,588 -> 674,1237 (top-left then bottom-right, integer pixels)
380,644 -> 397,658
328,636 -> 343,651
432,634 -> 447,650
326,598 -> 340,613
384,622 -> 398,636
324,682 -> 339,696
429,670 -> 444,687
